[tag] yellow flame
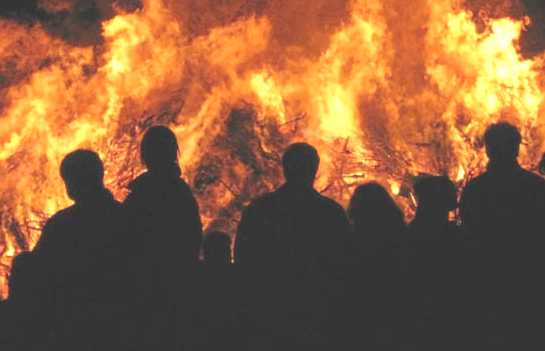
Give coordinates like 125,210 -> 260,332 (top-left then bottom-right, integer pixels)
0,0 -> 544,298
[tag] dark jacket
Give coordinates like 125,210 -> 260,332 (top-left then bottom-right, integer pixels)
122,169 -> 202,351
34,189 -> 124,301
235,183 -> 350,349
123,170 -> 202,276
32,189 -> 126,350
460,163 -> 545,251
460,163 -> 545,347
236,183 -> 349,272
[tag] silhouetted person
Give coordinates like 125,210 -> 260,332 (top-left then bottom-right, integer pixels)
0,252 -> 51,349
32,149 -> 126,350
123,126 -> 202,350
7,252 -> 35,306
191,232 -> 239,351
460,123 -> 545,348
347,183 -> 407,349
236,143 -> 350,350
461,123 -> 545,244
406,176 -> 461,350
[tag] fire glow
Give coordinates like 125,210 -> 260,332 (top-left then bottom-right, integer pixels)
0,0 -> 544,298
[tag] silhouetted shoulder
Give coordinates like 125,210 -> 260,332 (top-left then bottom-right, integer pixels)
243,190 -> 279,212
316,193 -> 346,214
33,206 -> 76,253
460,174 -> 485,202
464,167 -> 545,193
236,192 -> 276,233
127,171 -> 195,198
520,168 -> 545,185
45,206 -> 77,226
462,173 -> 484,190
246,187 -> 345,217
176,177 -> 199,199
242,188 -> 284,218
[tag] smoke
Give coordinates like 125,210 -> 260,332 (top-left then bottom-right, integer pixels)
0,1 -> 44,21
0,0 -> 142,45
167,0 -> 351,60
521,0 -> 545,55
0,0 -> 544,55
0,0 -> 351,57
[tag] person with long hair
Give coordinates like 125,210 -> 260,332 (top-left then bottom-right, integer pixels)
123,126 -> 202,351
347,182 -> 407,348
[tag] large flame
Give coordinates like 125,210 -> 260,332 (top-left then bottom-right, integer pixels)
0,0 -> 544,298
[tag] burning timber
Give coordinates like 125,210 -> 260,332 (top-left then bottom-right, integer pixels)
0,0 -> 545,298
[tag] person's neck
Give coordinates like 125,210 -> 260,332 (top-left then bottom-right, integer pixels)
148,163 -> 181,178
75,187 -> 111,206
487,159 -> 520,173
283,182 -> 315,191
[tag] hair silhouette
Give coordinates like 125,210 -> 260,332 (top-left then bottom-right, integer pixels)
60,149 -> 105,202
282,143 -> 320,186
123,125 -> 202,350
484,122 -> 521,165
348,182 -> 405,236
413,175 -> 457,216
141,125 -> 180,172
203,231 -> 232,265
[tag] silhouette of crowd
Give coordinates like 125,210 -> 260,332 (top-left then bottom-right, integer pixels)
1,122 -> 544,350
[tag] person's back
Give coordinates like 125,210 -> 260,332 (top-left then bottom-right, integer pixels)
460,123 -> 545,348
460,124 -> 545,277
124,169 -> 201,273
406,176 -> 462,350
191,232 -> 239,351
348,182 -> 406,260
408,176 -> 460,276
122,126 -> 202,350
347,183 -> 407,349
1,252 -> 52,349
32,150 -> 126,350
236,143 -> 350,350
123,127 -> 202,272
35,193 -> 123,300
238,183 -> 348,273
461,167 -> 545,250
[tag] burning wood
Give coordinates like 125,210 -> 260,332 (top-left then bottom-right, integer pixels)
0,0 -> 544,298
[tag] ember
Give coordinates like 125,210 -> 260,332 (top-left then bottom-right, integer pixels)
0,0 -> 544,298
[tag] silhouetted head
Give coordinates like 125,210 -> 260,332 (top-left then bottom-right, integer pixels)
282,143 -> 320,187
348,182 -> 405,234
484,122 -> 521,166
60,149 -> 105,203
203,231 -> 232,265
141,126 -> 180,172
413,176 -> 457,218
